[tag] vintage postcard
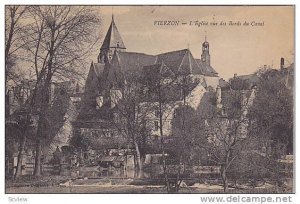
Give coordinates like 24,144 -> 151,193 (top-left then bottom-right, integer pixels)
5,5 -> 294,194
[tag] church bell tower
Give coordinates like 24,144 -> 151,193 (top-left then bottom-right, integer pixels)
98,15 -> 126,64
201,35 -> 210,67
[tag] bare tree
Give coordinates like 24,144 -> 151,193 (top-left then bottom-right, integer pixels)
111,75 -> 151,178
165,74 -> 200,192
5,6 -> 28,85
198,90 -> 253,192
5,5 -> 34,178
13,112 -> 35,179
20,6 -> 100,176
140,64 -> 187,192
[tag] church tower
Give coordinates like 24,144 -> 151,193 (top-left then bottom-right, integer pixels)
201,36 -> 210,67
98,15 -> 126,64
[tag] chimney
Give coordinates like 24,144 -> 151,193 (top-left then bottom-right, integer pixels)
234,73 -> 237,79
280,57 -> 285,69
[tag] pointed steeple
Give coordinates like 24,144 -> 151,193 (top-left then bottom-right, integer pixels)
98,13 -> 126,63
98,15 -> 126,64
100,16 -> 126,50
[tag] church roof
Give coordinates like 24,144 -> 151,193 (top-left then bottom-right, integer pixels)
84,62 -> 105,91
103,52 -> 126,89
111,49 -> 210,77
106,49 -> 220,87
195,59 -> 218,77
156,49 -> 203,75
116,51 -> 157,74
99,51 -> 157,91
99,17 -> 218,78
93,62 -> 106,78
143,62 -> 175,79
100,16 -> 126,50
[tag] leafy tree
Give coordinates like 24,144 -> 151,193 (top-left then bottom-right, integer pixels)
229,77 -> 251,90
249,69 -> 293,156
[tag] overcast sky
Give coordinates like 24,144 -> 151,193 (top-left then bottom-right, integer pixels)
93,6 -> 294,80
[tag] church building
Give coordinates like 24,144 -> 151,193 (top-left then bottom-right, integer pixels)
72,15 -> 223,165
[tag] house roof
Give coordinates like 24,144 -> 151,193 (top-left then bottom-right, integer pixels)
234,74 -> 259,82
219,78 -> 230,90
100,16 -> 126,50
230,74 -> 260,90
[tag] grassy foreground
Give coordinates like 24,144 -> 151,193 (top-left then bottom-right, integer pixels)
5,176 -> 290,194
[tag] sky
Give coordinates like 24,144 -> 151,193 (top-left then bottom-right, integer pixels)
93,6 -> 294,80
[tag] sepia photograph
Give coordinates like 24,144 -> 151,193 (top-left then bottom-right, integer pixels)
4,5 -> 294,194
